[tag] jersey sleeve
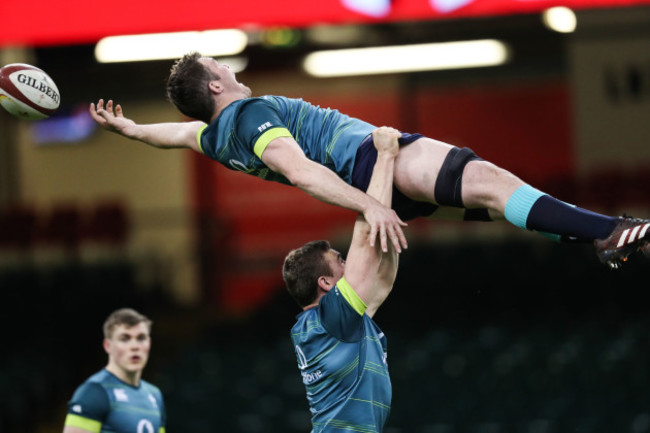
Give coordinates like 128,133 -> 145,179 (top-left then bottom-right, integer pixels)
234,99 -> 293,159
195,124 -> 208,154
319,277 -> 367,342
64,381 -> 109,432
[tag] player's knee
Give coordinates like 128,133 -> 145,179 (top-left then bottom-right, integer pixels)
464,160 -> 526,210
434,147 -> 483,208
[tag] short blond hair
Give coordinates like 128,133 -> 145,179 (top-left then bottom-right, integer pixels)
103,308 -> 152,339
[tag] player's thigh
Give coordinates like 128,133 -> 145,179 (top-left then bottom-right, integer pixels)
394,137 -> 454,202
394,137 -> 524,213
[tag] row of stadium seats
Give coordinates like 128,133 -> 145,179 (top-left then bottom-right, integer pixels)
0,200 -> 129,255
540,166 -> 650,214
156,317 -> 650,433
156,240 -> 649,433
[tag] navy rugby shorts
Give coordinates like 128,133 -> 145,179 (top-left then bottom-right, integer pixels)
351,132 -> 438,221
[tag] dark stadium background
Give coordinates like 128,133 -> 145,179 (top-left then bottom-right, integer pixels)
1,2 -> 650,432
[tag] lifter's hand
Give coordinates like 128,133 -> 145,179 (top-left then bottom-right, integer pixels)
363,201 -> 408,253
371,126 -> 401,157
364,126 -> 408,253
90,99 -> 138,138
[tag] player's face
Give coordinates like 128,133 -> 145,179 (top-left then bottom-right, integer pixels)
105,322 -> 151,375
200,57 -> 251,97
324,249 -> 346,282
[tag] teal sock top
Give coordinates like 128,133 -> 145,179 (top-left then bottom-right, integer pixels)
504,184 -> 545,229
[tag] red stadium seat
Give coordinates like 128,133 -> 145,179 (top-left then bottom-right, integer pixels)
0,205 -> 38,251
84,200 -> 130,245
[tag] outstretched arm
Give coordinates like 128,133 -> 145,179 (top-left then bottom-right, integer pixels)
262,135 -> 408,253
90,99 -> 204,152
342,127 -> 401,317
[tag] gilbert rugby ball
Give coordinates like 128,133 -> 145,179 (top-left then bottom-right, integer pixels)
0,63 -> 60,120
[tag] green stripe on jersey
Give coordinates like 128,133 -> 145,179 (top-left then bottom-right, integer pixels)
196,124 -> 208,154
337,277 -> 366,316
253,127 -> 293,158
64,414 -> 102,433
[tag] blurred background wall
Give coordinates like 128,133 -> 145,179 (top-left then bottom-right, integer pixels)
0,2 -> 649,432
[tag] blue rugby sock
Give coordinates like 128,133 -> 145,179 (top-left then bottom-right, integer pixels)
504,185 -> 618,241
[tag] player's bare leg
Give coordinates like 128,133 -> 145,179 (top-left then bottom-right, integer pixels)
394,137 -> 650,268
394,137 -> 522,218
393,136 -> 453,203
460,159 -> 523,215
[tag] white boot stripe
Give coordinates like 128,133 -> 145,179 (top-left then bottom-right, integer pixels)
640,223 -> 650,239
617,229 -> 630,248
628,225 -> 641,243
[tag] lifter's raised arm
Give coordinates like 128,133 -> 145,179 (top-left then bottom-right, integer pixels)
343,126 -> 401,315
90,99 -> 204,151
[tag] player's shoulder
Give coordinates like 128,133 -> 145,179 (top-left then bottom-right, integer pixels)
331,278 -> 366,316
241,95 -> 307,111
83,369 -> 111,385
226,97 -> 276,125
293,306 -> 318,324
140,379 -> 163,396
72,369 -> 114,394
291,307 -> 320,334
318,284 -> 365,342
238,96 -> 279,111
70,371 -> 111,406
234,96 -> 292,134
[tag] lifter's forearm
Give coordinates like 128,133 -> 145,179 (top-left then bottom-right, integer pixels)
365,153 -> 395,208
342,141 -> 398,311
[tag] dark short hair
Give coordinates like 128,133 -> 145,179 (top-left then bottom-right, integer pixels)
103,308 -> 152,339
282,240 -> 332,307
166,52 -> 218,123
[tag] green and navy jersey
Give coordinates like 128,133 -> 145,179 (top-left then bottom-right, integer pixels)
291,277 -> 391,433
64,369 -> 166,433
197,96 -> 376,185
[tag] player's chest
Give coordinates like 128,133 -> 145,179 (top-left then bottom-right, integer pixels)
103,389 -> 162,433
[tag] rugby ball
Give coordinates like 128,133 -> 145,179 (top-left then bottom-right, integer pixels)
0,63 -> 60,120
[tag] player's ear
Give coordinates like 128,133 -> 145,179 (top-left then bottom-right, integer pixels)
317,276 -> 334,292
208,80 -> 223,94
102,338 -> 111,354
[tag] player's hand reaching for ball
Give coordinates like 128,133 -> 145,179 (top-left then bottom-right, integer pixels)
89,99 -> 204,150
90,99 -> 138,138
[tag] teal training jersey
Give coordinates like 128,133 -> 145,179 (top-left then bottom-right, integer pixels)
65,369 -> 166,433
291,277 -> 391,433
197,96 -> 376,185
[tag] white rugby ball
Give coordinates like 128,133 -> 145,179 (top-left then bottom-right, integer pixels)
0,63 -> 60,120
